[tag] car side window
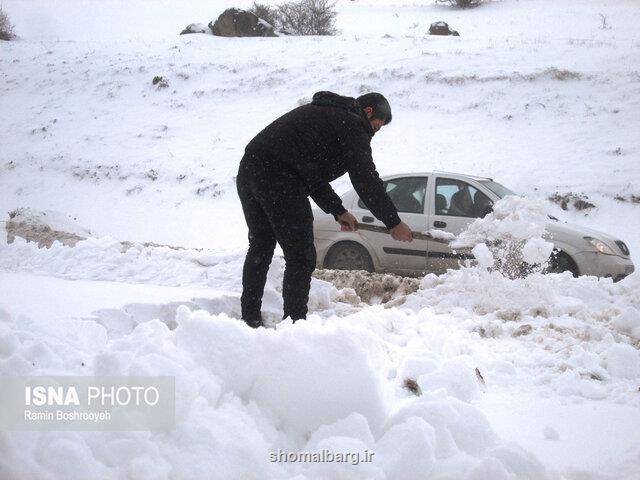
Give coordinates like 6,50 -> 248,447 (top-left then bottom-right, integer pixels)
357,177 -> 427,214
435,178 -> 493,218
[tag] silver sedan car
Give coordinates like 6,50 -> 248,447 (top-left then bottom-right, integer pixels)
313,172 -> 635,281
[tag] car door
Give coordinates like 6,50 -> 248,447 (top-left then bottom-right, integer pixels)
351,176 -> 429,274
427,176 -> 494,274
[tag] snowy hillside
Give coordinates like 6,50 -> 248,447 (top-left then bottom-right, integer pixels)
1,0 -> 640,479
1,0 -> 639,251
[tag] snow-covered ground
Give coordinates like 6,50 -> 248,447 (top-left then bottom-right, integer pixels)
1,0 -> 639,478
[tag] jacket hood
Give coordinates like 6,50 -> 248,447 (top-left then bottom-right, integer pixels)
311,91 -> 374,136
312,91 -> 359,113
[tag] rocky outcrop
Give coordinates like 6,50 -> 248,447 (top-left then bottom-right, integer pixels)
6,208 -> 90,248
209,8 -> 276,37
428,21 -> 460,36
180,23 -> 210,35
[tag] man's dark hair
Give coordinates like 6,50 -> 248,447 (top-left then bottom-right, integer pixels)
357,92 -> 392,125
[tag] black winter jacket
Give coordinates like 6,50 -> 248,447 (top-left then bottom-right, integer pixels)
244,91 -> 401,229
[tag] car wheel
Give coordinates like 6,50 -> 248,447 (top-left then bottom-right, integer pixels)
545,250 -> 579,277
324,241 -> 374,272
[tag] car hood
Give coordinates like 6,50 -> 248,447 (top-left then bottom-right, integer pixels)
545,219 -> 628,257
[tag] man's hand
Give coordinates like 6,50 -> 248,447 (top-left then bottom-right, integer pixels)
390,221 -> 413,242
336,212 -> 358,232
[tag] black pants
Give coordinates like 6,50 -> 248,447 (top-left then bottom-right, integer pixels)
236,152 -> 317,323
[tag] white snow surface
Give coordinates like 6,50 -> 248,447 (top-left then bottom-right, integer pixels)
1,0 -> 640,479
427,228 -> 456,241
472,242 -> 495,269
452,196 -> 551,249
522,237 -> 555,265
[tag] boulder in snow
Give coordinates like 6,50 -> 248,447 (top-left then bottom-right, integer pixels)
209,8 -> 276,38
5,208 -> 91,248
428,21 -> 460,36
179,23 -> 210,35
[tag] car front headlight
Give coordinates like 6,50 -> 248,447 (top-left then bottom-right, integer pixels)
584,236 -> 616,255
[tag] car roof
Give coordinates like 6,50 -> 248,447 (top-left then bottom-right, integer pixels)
380,171 -> 493,182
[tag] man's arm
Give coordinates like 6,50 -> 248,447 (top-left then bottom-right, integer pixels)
342,128 -> 412,241
307,144 -> 411,240
308,182 -> 347,217
308,184 -> 360,232
346,141 -> 401,229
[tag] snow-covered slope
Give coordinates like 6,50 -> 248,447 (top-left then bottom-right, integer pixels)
1,0 -> 639,479
1,0 -> 639,253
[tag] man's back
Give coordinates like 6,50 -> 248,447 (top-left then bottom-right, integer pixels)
245,92 -> 372,185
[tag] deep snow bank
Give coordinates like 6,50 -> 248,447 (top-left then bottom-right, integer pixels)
2,214 -> 640,478
0,232 -> 361,326
404,269 -> 640,405
0,299 -> 557,480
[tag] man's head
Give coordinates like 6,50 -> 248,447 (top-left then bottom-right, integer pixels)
357,92 -> 392,133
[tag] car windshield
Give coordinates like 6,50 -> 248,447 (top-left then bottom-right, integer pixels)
480,180 -> 516,198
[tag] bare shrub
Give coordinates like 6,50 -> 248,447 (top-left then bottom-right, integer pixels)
0,6 -> 16,40
403,378 -> 422,396
249,0 -> 338,35
152,76 -> 169,88
276,0 -> 338,35
599,13 -> 612,30
548,192 -> 596,211
436,0 -> 483,8
250,2 -> 278,27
